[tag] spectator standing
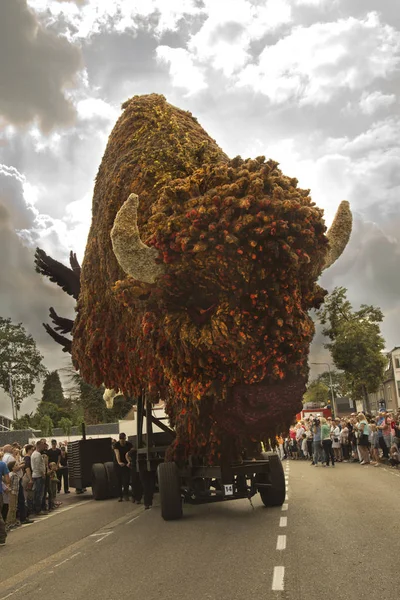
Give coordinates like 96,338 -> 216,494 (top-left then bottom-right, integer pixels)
305,423 -> 313,461
127,445 -> 143,504
46,440 -> 61,485
41,444 -> 50,512
48,463 -> 59,510
0,460 -> 9,546
22,445 -> 35,515
276,435 -> 285,460
113,433 -> 133,501
369,424 -> 379,466
31,441 -> 47,515
332,419 -> 342,462
357,413 -> 371,465
6,461 -> 20,529
312,418 -> 323,466
321,417 -> 335,467
377,410 -> 390,459
58,447 -> 69,494
340,420 -> 350,462
301,434 -> 309,459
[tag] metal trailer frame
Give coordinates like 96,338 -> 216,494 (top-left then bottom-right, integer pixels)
135,393 -> 286,521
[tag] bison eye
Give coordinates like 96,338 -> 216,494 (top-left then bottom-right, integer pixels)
187,302 -> 216,325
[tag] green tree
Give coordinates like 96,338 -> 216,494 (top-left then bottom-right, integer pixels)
303,381 -> 330,406
59,417 -> 73,437
42,371 -> 64,407
36,401 -> 71,428
318,287 -> 387,411
40,415 -> 54,436
12,413 -> 34,431
0,317 -> 48,417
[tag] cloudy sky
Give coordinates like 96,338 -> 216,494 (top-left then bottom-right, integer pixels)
0,0 -> 399,417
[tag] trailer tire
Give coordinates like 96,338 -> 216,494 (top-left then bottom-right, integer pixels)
91,463 -> 108,501
104,461 -> 119,498
157,462 -> 182,521
258,453 -> 285,507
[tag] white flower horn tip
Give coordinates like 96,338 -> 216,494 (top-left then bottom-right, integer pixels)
110,192 -> 164,284
324,200 -> 352,270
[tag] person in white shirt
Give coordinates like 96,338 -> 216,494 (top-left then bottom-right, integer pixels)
331,418 -> 342,462
31,441 -> 47,515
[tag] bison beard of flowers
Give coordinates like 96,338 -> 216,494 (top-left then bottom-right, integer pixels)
72,94 -> 352,463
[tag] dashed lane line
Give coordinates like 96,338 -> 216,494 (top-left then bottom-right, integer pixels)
272,566 -> 285,591
54,552 -> 81,568
279,517 -> 287,527
127,515 -> 141,524
281,504 -> 288,511
276,535 -> 287,551
0,584 -> 28,600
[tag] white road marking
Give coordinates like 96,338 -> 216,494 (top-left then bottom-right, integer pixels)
32,501 -> 94,523
0,584 -> 28,600
279,517 -> 287,527
272,566 -> 285,591
90,531 -> 114,543
54,552 -> 81,568
285,494 -> 289,501
276,535 -> 287,550
281,503 -> 288,511
127,515 -> 141,524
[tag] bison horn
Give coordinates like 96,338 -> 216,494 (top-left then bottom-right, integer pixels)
103,387 -> 121,409
110,193 -> 164,284
323,200 -> 352,270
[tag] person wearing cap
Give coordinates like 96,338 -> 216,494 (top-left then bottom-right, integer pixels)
113,433 -> 133,502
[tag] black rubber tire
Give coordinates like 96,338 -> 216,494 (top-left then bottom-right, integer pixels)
157,462 -> 183,521
91,463 -> 108,501
104,461 -> 119,498
259,452 -> 285,507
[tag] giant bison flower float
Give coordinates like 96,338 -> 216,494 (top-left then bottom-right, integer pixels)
72,94 -> 351,462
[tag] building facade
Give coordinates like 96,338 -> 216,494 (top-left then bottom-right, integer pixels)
0,414 -> 13,432
368,347 -> 400,413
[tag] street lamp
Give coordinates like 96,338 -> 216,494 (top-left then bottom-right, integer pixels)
310,362 -> 337,417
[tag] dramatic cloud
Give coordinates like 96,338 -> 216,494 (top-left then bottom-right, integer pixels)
0,167 -> 75,416
236,12 -> 400,104
0,0 -> 82,132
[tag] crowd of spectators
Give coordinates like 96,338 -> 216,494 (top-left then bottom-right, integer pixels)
276,409 -> 400,467
0,439 -> 69,546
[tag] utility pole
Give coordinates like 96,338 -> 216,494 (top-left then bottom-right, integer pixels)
8,372 -> 16,421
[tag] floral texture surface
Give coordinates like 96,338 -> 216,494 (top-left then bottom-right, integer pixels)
72,94 -> 351,462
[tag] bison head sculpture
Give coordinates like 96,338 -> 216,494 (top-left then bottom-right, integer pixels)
72,94 -> 351,462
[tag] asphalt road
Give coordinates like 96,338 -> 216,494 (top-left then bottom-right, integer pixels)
1,461 -> 399,599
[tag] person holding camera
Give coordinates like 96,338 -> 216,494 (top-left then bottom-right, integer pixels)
311,417 -> 323,466
321,417 -> 335,467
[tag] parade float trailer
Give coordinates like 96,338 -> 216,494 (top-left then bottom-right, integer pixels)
37,94 -> 351,518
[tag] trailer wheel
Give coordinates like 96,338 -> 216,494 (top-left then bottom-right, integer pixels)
157,462 -> 182,521
104,461 -> 119,498
92,463 -> 108,501
258,453 -> 285,507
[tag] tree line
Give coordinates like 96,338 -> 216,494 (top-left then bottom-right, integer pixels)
0,316 -> 132,433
